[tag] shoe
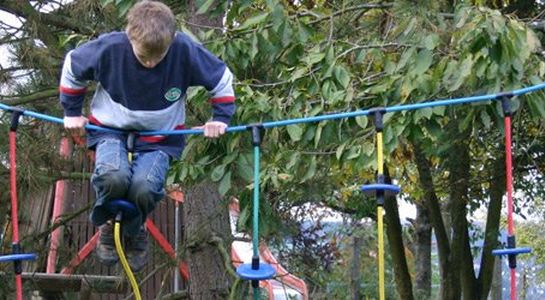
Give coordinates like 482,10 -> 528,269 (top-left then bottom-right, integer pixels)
125,227 -> 148,272
96,221 -> 118,266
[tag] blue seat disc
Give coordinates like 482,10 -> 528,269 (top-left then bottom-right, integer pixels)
236,263 -> 276,280
361,183 -> 401,196
104,199 -> 139,219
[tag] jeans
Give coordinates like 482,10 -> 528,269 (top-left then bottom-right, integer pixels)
90,137 -> 170,236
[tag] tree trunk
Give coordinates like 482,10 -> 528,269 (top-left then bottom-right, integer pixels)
447,128 -> 471,300
350,234 -> 362,300
414,203 -> 432,299
413,141 -> 457,299
489,256 -> 502,299
183,182 -> 233,299
181,2 -> 233,298
477,156 -> 504,299
383,166 -> 414,300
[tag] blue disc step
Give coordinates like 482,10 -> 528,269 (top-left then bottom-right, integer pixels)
361,183 -> 401,197
0,253 -> 37,263
104,199 -> 139,219
236,263 -> 276,281
492,247 -> 532,256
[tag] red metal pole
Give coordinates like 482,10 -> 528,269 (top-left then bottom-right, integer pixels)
47,137 -> 71,273
504,115 -> 517,300
9,131 -> 23,300
61,232 -> 99,275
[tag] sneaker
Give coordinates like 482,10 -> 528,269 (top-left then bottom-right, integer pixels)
96,221 -> 118,266
125,227 -> 148,272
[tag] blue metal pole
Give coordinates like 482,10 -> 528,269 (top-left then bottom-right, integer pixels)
252,144 -> 261,300
2,82 -> 545,136
252,145 -> 260,258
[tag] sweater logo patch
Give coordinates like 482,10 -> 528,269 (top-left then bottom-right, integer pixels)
165,88 -> 182,102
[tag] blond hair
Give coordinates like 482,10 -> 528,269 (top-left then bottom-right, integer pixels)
126,1 -> 176,57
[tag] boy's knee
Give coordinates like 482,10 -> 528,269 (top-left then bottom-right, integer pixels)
93,169 -> 130,195
128,178 -> 160,201
128,178 -> 165,215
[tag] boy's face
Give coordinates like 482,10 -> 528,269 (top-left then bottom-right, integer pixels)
131,42 -> 169,69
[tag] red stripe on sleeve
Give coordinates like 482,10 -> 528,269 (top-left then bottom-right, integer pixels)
59,86 -> 87,96
209,96 -> 235,104
88,115 -> 103,126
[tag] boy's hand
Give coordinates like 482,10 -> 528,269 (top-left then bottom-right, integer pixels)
64,116 -> 88,136
194,121 -> 228,138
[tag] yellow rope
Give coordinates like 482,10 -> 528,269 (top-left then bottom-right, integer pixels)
376,131 -> 385,300
114,221 -> 142,300
377,132 -> 384,175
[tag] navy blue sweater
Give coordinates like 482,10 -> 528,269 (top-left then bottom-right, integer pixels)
60,31 -> 236,158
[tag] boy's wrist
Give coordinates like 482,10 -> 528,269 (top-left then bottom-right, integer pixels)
64,109 -> 83,117
211,116 -> 230,125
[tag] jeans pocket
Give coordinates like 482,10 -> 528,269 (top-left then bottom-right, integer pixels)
94,139 -> 122,175
146,151 -> 169,185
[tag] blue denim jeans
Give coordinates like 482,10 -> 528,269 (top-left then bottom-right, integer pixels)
90,137 -> 170,236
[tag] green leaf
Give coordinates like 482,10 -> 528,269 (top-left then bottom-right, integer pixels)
314,123 -> 323,147
218,171 -> 231,196
286,152 -> 300,169
448,56 -> 474,92
117,0 -> 133,16
237,203 -> 250,230
336,143 -> 347,160
211,164 -> 226,182
433,106 -> 446,116
527,93 -> 545,118
423,34 -> 440,50
355,116 -> 368,129
334,66 -> 350,88
237,154 -> 254,182
100,0 -> 115,6
412,49 -> 433,75
291,67 -> 308,82
480,110 -> 491,129
238,13 -> 269,30
196,0 -> 215,14
356,49 -> 367,63
325,46 -> 335,63
300,156 -> 317,182
397,47 -> 416,71
287,124 -> 303,141
346,146 -> 361,160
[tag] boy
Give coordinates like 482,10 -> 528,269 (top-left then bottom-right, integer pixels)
59,0 -> 235,271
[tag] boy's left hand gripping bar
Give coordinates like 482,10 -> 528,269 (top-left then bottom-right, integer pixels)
10,108 -> 25,132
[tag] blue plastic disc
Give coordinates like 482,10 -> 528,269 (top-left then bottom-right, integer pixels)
236,263 -> 276,280
492,247 -> 532,256
0,253 -> 37,263
104,199 -> 139,219
361,183 -> 401,196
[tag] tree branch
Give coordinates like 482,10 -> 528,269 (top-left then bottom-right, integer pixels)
308,3 -> 395,26
0,0 -> 92,35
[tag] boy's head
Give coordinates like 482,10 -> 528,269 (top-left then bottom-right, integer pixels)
126,1 -> 176,68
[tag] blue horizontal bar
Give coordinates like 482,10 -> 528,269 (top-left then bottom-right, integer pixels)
2,82 -> 545,136
492,247 -> 532,256
0,253 -> 37,263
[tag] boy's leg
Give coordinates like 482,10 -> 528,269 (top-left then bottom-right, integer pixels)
125,150 -> 170,271
90,137 -> 131,265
